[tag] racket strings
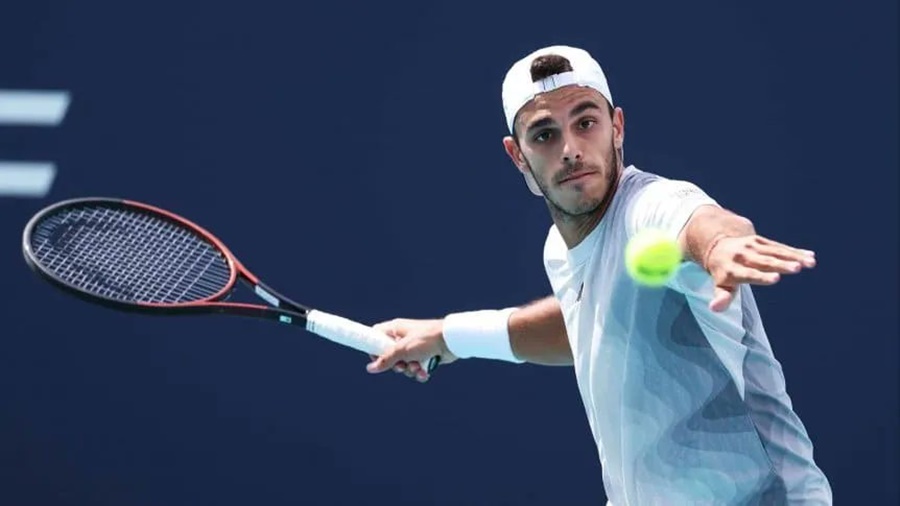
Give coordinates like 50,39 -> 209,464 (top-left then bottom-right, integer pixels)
29,204 -> 233,304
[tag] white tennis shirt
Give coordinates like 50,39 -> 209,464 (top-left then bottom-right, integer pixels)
543,165 -> 832,505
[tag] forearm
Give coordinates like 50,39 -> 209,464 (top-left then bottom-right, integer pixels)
508,296 -> 571,365
681,205 -> 755,267
442,295 -> 572,366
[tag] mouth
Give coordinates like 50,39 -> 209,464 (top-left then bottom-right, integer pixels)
558,171 -> 596,184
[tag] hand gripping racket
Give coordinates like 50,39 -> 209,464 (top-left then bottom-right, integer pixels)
21,197 -> 440,373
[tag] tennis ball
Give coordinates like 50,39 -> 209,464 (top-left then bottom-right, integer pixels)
625,228 -> 682,287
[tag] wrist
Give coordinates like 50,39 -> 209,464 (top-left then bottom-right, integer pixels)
442,307 -> 523,363
701,233 -> 731,271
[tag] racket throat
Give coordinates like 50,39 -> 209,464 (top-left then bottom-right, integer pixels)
253,283 -> 281,307
249,279 -> 311,317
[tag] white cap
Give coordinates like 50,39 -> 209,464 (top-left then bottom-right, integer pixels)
501,45 -> 614,134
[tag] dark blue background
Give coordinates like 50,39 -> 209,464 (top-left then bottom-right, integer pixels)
1,1 -> 896,504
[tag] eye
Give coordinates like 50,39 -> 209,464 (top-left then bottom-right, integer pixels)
578,118 -> 597,130
533,129 -> 554,143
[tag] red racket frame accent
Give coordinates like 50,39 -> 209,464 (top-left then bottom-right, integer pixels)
122,199 -> 259,310
23,197 -> 312,323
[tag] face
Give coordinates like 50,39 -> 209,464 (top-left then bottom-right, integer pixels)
504,86 -> 624,218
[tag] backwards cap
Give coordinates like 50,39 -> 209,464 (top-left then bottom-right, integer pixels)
501,45 -> 613,134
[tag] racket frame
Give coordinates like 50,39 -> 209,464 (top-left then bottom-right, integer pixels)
21,197 -> 313,326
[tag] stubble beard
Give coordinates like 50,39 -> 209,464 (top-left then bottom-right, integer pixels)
528,140 -> 621,224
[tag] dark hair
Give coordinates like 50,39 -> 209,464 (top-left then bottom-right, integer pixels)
530,54 -> 574,82
512,54 -> 614,142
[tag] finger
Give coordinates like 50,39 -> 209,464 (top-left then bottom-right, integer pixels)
720,265 -> 781,286
366,346 -> 405,374
739,251 -> 804,274
371,354 -> 402,369
371,321 -> 391,333
401,359 -> 424,378
415,368 -> 430,383
372,322 -> 400,339
754,237 -> 816,265
758,244 -> 816,269
750,241 -> 809,260
709,286 -> 735,312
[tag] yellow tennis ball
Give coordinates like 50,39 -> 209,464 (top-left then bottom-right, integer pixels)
625,229 -> 683,287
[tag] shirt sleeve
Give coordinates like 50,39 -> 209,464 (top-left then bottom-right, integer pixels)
625,177 -> 720,240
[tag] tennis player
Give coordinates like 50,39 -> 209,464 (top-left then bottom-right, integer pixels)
367,45 -> 833,505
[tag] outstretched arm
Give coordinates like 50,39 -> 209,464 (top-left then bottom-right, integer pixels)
678,205 -> 816,311
627,177 -> 816,312
366,295 -> 570,382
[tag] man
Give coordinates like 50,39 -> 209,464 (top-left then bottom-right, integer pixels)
366,45 -> 833,505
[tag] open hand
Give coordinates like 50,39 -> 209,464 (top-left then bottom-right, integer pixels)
704,235 -> 816,312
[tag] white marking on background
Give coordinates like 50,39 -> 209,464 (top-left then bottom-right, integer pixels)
0,90 -> 71,125
0,162 -> 57,197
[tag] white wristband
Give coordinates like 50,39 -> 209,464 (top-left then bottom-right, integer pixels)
442,307 -> 523,363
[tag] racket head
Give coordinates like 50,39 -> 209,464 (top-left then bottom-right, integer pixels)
22,197 -> 241,315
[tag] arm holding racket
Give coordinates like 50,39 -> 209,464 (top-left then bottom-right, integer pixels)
367,296 -> 570,382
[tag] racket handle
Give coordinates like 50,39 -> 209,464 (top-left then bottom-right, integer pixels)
305,310 -> 439,373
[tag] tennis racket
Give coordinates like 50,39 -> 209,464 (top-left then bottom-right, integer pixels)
21,197 -> 440,373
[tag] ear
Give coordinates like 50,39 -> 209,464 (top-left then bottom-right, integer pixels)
612,106 -> 625,152
503,136 -> 543,197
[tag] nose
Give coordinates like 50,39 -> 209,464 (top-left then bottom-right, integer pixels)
562,137 -> 582,164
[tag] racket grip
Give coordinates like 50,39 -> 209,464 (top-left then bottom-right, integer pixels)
305,310 -> 439,373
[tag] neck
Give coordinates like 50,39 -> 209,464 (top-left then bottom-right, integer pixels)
551,164 -> 623,249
